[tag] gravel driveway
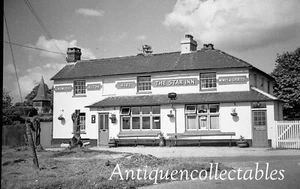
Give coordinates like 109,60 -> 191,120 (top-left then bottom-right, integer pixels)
89,146 -> 300,158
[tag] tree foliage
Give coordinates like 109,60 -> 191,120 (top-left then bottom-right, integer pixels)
2,87 -> 40,125
271,47 -> 300,119
3,88 -> 13,109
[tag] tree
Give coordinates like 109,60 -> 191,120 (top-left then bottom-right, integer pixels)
3,88 -> 12,109
3,89 -> 14,124
271,47 -> 300,119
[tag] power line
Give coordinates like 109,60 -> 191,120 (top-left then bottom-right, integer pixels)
24,0 -> 65,59
4,12 -> 24,104
3,41 -> 91,60
3,41 -> 65,55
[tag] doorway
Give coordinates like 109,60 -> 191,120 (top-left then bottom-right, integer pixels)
252,110 -> 268,147
98,113 -> 109,146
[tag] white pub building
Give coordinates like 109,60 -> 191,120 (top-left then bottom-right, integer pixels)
51,34 -> 282,147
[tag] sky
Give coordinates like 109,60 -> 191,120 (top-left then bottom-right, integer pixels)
3,0 -> 300,103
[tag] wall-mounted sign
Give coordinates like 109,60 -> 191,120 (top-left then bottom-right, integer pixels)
115,82 -> 136,89
54,85 -> 73,92
254,126 -> 266,131
218,76 -> 248,85
87,83 -> 102,91
152,78 -> 198,87
91,115 -> 96,123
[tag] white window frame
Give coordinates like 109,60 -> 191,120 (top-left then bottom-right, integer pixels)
121,106 -> 160,131
74,80 -> 86,95
79,113 -> 86,131
200,73 -> 216,90
137,76 -> 151,92
185,104 -> 220,131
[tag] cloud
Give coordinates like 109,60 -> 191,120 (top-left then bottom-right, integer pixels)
9,63 -> 65,102
164,0 -> 300,51
4,64 -> 18,75
99,32 -> 129,43
34,36 -> 96,59
136,35 -> 147,41
76,8 -> 104,17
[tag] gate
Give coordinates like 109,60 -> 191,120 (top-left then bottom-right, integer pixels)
275,121 -> 300,149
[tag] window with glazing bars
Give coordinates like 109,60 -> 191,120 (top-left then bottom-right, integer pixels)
79,113 -> 86,131
200,73 -> 216,90
121,106 -> 160,131
137,76 -> 151,92
74,80 -> 86,95
185,104 -> 220,130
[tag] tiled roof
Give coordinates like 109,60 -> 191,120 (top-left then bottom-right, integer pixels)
86,89 -> 276,108
33,77 -> 50,101
51,49 -> 253,80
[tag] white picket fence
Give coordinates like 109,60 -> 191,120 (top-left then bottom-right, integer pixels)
275,121 -> 300,149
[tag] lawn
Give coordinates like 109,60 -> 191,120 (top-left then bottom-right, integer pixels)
1,146 -> 230,189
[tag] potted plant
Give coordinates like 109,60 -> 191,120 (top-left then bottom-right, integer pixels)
58,114 -> 65,120
108,138 -> 117,148
109,114 -> 117,123
231,108 -> 238,116
158,132 -> 165,147
236,135 -> 249,148
167,110 -> 174,118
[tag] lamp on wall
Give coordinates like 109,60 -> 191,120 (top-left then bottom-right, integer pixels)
109,113 -> 116,123
231,108 -> 238,116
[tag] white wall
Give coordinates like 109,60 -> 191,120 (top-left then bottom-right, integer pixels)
52,67 -> 278,143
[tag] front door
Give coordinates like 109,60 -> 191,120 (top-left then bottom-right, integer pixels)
252,110 -> 268,147
98,113 -> 109,146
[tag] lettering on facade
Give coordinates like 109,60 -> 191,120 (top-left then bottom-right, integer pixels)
115,82 -> 136,89
218,76 -> 248,85
87,83 -> 102,91
254,126 -> 266,131
54,85 -> 73,92
152,78 -> 198,87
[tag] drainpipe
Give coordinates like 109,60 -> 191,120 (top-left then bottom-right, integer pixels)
168,92 -> 178,146
172,104 -> 177,146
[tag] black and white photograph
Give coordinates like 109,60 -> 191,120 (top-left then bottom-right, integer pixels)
2,0 -> 300,188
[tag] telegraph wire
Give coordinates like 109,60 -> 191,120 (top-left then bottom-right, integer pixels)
3,41 -> 91,60
4,12 -> 24,104
3,41 -> 65,55
24,0 -> 65,59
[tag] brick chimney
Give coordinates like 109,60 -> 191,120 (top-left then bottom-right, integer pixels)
66,47 -> 82,63
201,43 -> 214,50
181,34 -> 197,54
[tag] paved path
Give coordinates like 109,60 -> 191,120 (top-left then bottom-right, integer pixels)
89,146 -> 300,158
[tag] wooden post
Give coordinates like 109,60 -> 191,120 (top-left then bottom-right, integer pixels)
26,118 -> 39,169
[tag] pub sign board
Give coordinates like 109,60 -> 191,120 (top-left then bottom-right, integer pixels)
115,82 -> 136,89
152,78 -> 199,87
87,83 -> 102,91
54,85 -> 73,92
218,76 -> 248,85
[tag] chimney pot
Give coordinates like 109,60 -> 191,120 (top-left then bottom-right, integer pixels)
181,34 -> 197,54
207,43 -> 214,50
66,47 -> 82,63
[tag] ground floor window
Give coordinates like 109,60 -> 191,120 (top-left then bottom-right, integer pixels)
121,106 -> 160,131
79,113 -> 86,131
185,104 -> 220,130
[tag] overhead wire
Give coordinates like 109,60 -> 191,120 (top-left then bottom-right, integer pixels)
3,41 -> 91,60
3,12 -> 24,105
24,0 -> 65,59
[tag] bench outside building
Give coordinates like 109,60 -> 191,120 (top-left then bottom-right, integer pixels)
51,34 -> 283,148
